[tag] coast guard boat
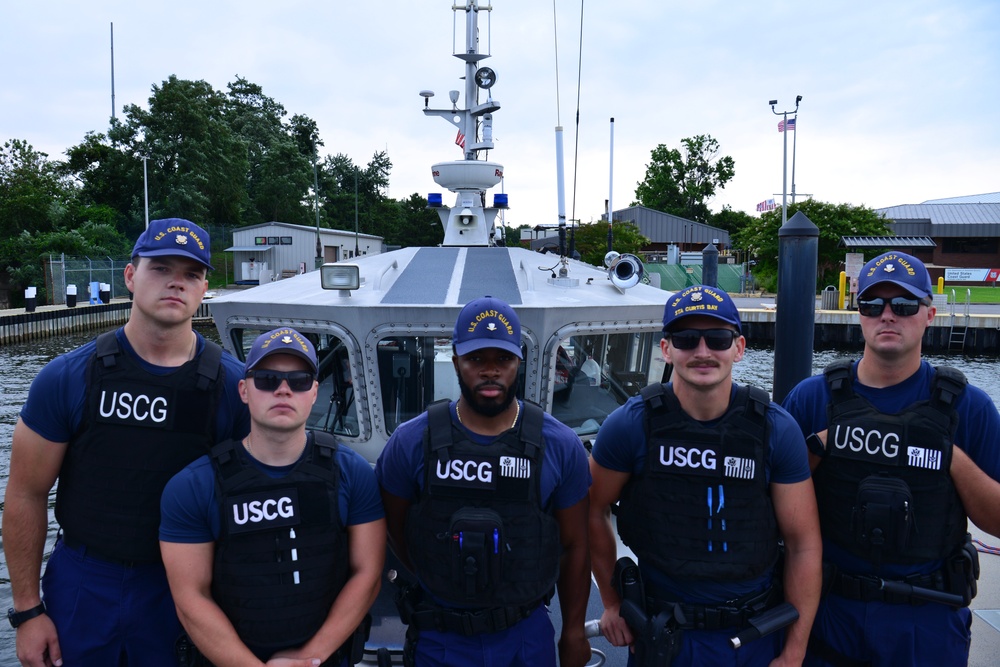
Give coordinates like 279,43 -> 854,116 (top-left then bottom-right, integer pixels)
208,1 -> 667,662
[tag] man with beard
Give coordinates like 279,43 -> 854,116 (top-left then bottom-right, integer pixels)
375,296 -> 593,667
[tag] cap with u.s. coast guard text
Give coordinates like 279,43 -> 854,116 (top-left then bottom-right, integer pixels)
857,251 -> 933,300
244,328 -> 318,374
453,296 -> 523,359
131,218 -> 213,270
662,285 -> 742,333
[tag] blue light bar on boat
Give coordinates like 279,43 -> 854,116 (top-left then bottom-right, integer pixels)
493,193 -> 508,208
428,193 -> 443,207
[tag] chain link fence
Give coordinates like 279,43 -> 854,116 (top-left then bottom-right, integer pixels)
45,255 -> 130,306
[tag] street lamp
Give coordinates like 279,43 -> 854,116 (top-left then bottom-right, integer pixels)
770,96 -> 801,227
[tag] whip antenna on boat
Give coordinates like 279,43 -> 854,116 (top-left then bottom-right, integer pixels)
551,1 -> 568,262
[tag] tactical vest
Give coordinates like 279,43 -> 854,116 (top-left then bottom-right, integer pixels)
617,384 -> 778,581
211,432 -> 350,658
56,330 -> 223,563
816,360 -> 968,564
405,400 -> 561,608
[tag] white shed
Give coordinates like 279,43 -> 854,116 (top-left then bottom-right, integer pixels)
225,222 -> 383,285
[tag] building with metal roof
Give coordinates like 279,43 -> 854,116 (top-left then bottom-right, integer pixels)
920,192 -> 1000,205
608,205 -> 730,250
875,201 -> 1000,275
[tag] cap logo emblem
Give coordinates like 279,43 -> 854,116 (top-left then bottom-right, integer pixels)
883,264 -> 895,274
486,323 -> 498,332
281,335 -> 293,344
174,235 -> 189,246
691,291 -> 703,302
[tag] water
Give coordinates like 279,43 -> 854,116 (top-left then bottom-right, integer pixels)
0,332 -> 998,662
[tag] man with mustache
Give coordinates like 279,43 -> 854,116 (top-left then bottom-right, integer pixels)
375,296 -> 592,667
589,285 -> 822,666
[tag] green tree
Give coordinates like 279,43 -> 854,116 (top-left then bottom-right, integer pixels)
633,135 -> 735,223
0,221 -> 131,305
710,205 -> 756,238
117,75 -> 250,226
0,139 -> 75,238
570,220 -> 649,267
396,193 -> 443,247
62,132 -> 142,235
225,78 -> 313,226
733,199 -> 890,291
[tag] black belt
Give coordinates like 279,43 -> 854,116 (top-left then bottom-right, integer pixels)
826,568 -> 942,604
408,600 -> 543,636
646,586 -> 778,632
60,533 -> 156,569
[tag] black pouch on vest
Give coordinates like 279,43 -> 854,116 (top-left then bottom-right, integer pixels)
853,475 -> 913,554
944,534 -> 980,606
449,507 -> 504,599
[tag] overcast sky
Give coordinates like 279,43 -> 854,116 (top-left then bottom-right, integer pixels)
4,0 -> 998,232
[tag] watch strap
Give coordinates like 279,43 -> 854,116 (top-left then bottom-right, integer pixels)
8,602 -> 46,628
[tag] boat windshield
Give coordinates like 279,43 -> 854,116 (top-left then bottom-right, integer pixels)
372,331 -> 664,439
550,331 -> 666,440
227,327 -> 360,438
374,336 -> 528,434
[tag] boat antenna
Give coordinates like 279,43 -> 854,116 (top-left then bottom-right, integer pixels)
569,1 -> 585,239
551,0 -> 568,261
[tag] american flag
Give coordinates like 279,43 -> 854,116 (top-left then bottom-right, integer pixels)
455,129 -> 466,149
778,117 -> 796,133
756,198 -> 776,212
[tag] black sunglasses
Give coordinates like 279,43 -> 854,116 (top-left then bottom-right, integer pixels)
666,329 -> 739,351
246,370 -> 315,392
857,296 -> 930,318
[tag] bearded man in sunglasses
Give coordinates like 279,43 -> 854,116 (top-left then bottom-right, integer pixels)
782,251 -> 1000,667
589,285 -> 822,666
160,328 -> 385,666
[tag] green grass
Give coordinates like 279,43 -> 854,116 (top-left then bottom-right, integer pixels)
940,285 -> 1000,304
208,251 -> 233,289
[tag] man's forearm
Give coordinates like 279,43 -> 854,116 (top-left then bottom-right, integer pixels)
2,490 -> 50,608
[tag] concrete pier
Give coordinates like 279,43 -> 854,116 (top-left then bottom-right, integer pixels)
0,299 -> 213,345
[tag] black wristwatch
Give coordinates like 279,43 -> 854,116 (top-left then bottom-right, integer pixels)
805,433 -> 828,458
7,602 -> 46,628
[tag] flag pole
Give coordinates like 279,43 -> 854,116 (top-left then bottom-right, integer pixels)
791,113 -> 798,204
769,96 -> 801,228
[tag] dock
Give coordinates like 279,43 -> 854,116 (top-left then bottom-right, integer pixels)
0,299 -> 213,345
1,296 -> 997,354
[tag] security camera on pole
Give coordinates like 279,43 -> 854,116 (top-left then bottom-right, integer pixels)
769,96 -> 801,227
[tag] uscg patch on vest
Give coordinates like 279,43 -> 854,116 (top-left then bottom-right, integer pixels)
95,381 -> 176,429
829,423 -> 903,465
432,455 -> 498,490
655,444 -> 722,477
226,487 -> 300,535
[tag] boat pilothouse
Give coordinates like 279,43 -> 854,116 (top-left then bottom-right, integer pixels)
208,0 -> 671,467
208,1 -> 670,660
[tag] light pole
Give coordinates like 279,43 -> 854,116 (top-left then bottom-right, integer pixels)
769,96 -> 801,227
354,167 -> 359,258
313,157 -> 322,268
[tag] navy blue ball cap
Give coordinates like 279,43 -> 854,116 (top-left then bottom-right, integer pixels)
131,218 -> 213,270
453,296 -> 523,359
245,328 -> 318,375
857,251 -> 932,300
662,285 -> 742,333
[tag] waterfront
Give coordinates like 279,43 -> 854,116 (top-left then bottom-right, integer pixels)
1,328 -> 999,663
